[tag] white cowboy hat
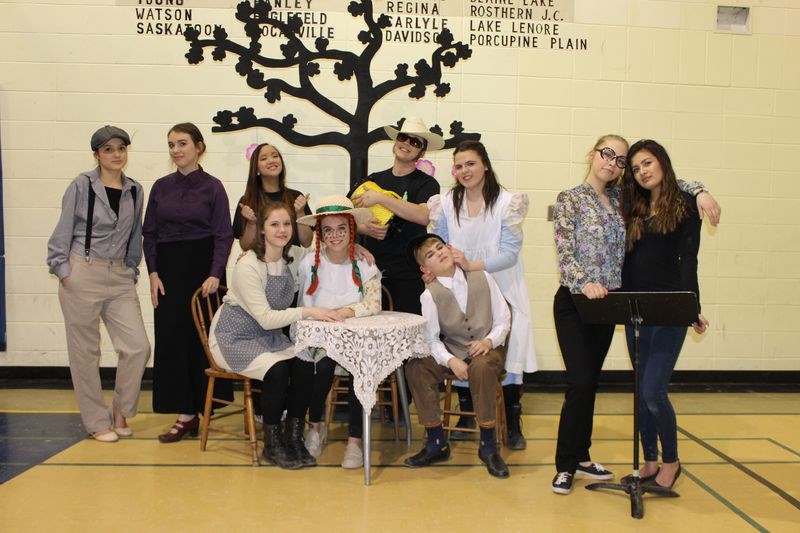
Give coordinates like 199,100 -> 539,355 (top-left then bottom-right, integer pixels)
384,116 -> 445,151
296,195 -> 374,227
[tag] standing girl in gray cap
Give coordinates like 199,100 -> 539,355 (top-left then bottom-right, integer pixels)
47,125 -> 150,442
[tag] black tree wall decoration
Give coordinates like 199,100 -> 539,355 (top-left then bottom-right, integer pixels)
183,0 -> 480,187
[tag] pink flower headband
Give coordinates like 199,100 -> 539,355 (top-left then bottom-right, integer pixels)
245,143 -> 259,160
416,159 -> 435,177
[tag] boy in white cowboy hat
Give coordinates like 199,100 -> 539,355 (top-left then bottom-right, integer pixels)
350,117 -> 445,315
294,195 -> 382,468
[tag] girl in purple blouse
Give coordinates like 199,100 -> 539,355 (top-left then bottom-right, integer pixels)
143,122 -> 234,443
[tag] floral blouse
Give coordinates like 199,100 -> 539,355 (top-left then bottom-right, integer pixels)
554,182 -> 625,294
554,180 -> 705,294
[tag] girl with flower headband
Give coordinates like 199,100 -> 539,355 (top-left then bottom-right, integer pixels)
295,195 -> 382,469
234,143 -> 313,250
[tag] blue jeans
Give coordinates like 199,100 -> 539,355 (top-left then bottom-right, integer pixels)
625,325 -> 686,463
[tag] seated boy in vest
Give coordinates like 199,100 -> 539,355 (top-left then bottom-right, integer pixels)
403,233 -> 511,478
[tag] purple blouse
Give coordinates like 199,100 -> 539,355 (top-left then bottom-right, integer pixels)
142,167 -> 233,278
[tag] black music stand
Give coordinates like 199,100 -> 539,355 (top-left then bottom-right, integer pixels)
572,291 -> 699,519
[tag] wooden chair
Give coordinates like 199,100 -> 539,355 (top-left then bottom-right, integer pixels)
441,373 -> 507,447
323,285 -> 404,440
190,285 -> 259,466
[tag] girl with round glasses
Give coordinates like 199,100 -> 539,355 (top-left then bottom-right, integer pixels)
295,196 -> 381,469
550,134 -> 720,495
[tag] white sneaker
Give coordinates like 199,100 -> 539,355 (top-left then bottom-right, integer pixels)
341,441 -> 364,469
305,423 -> 327,458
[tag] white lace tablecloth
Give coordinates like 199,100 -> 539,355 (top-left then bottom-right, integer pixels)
293,311 -> 429,412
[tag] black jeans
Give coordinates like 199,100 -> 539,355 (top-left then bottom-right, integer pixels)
553,286 -> 615,473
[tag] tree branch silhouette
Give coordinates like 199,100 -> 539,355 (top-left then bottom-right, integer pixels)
183,0 -> 480,185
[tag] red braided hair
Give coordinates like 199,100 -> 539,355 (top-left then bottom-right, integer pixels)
348,216 -> 363,293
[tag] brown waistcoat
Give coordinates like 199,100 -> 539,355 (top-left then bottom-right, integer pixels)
427,271 -> 493,360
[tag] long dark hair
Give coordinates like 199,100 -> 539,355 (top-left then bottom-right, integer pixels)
247,201 -> 294,264
451,140 -> 502,225
623,139 -> 688,250
241,143 -> 296,225
168,122 -> 206,156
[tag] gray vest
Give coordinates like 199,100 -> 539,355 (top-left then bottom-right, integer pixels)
428,271 -> 493,360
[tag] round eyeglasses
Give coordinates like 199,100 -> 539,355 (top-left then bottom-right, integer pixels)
596,147 -> 627,169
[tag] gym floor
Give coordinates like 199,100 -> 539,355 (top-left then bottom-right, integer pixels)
1,388 -> 798,532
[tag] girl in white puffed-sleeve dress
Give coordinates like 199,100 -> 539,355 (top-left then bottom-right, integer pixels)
427,140 -> 537,450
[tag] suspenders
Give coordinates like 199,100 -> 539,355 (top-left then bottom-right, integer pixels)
83,176 -> 137,262
84,180 -> 96,259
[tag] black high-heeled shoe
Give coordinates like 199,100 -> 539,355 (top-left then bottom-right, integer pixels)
620,467 -> 659,485
645,464 -> 681,488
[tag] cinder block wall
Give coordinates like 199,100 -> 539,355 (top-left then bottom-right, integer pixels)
1,0 -> 798,371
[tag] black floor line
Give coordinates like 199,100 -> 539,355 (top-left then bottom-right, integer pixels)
678,425 -> 800,510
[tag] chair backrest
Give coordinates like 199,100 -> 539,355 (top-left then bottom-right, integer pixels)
381,285 -> 394,312
190,285 -> 228,372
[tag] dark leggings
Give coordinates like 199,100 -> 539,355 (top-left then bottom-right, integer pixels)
302,357 -> 364,438
260,358 -> 314,425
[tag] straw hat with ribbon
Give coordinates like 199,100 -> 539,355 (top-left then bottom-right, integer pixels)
297,195 -> 373,227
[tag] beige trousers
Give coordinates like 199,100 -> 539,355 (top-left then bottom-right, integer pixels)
405,348 -> 505,428
58,254 -> 150,433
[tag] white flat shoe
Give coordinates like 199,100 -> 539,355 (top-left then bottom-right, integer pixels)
341,442 -> 363,469
92,430 -> 119,443
114,426 -> 133,437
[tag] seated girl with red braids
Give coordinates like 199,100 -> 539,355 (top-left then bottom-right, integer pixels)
295,196 -> 382,469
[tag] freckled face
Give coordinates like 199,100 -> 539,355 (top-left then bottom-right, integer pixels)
452,150 -> 486,192
630,150 -> 664,193
319,214 -> 350,254
168,132 -> 201,172
257,145 -> 283,179
263,208 -> 293,249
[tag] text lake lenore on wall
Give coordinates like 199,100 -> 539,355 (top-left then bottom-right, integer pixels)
130,0 -> 590,50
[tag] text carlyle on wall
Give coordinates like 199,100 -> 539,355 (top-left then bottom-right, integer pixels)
122,0 -> 589,50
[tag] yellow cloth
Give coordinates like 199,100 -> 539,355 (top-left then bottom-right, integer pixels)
351,181 -> 401,225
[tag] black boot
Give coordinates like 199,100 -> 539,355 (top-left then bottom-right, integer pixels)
451,387 -> 476,441
262,423 -> 303,469
284,417 -> 317,467
504,384 -> 527,450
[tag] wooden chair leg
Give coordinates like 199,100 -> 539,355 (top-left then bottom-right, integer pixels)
442,378 -> 454,440
200,375 -> 215,451
496,383 -> 507,447
243,379 -> 259,466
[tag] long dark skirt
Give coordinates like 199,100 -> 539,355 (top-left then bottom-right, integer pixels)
152,237 -> 233,414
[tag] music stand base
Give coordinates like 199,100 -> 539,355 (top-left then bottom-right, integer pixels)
586,480 -> 679,519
